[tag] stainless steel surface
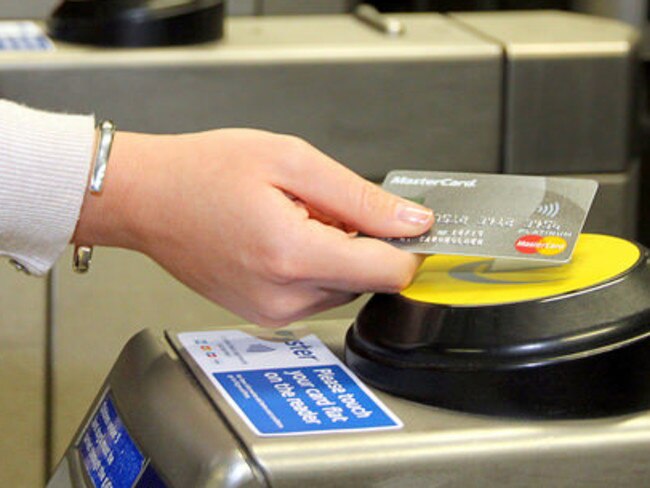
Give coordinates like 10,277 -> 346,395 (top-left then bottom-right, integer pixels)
454,11 -> 639,175
53,319 -> 650,487
51,330 -> 265,487
46,457 -> 71,488
178,320 -> 650,487
354,4 -> 405,36
109,331 -> 263,487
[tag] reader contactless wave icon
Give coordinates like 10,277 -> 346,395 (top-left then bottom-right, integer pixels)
535,201 -> 561,218
246,343 -> 275,353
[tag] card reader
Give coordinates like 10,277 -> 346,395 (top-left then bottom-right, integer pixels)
48,234 -> 650,487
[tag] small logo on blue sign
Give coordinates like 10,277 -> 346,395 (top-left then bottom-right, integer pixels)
246,343 -> 275,353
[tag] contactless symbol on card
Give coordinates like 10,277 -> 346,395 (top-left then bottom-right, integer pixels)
383,171 -> 598,263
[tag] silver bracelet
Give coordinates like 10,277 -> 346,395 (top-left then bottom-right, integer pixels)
73,120 -> 117,274
89,120 -> 116,194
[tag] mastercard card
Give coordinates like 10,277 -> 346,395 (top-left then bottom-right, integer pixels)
382,170 -> 598,263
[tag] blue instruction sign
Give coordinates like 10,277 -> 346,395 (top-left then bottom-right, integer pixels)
78,393 -> 147,488
179,329 -> 402,436
215,365 -> 399,434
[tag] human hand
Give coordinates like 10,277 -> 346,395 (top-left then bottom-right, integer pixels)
73,129 -> 433,326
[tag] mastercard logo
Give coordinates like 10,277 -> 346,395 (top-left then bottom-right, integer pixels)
515,235 -> 567,256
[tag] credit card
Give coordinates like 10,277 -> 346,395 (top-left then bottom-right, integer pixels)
382,170 -> 598,263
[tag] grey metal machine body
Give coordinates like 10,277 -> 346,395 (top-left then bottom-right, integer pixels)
49,321 -> 650,487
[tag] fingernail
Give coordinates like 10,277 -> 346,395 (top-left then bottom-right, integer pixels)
397,203 -> 433,225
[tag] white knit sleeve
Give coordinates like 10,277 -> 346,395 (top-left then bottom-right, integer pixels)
0,100 -> 95,276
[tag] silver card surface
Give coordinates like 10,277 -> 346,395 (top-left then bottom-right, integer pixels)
383,171 -> 598,262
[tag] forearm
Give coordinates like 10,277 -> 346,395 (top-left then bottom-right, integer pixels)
0,100 -> 94,275
72,131 -> 155,252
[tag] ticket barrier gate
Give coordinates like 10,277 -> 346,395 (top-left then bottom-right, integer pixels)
48,235 -> 650,487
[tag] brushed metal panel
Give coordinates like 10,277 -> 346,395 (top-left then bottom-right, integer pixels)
0,62 -> 500,181
50,248 -> 367,465
0,15 -> 502,180
453,11 -> 639,174
0,266 -> 45,487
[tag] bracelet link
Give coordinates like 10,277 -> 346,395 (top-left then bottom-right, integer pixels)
89,120 -> 116,194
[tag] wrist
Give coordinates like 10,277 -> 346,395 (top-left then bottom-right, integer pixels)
72,131 -> 154,252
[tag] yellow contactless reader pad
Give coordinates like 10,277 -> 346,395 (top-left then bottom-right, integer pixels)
401,234 -> 641,306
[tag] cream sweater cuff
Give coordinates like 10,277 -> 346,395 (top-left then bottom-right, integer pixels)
0,100 -> 95,276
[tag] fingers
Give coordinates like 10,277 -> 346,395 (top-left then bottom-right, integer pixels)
316,239 -> 423,293
290,197 -> 353,232
286,219 -> 424,294
277,139 -> 433,238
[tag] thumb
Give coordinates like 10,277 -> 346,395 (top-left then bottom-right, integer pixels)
280,148 -> 433,237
